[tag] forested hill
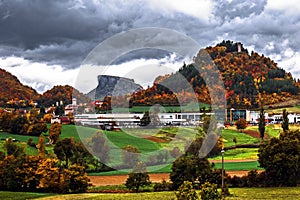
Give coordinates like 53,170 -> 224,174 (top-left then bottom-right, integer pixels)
37,85 -> 91,107
207,40 -> 299,108
131,41 -> 300,109
0,68 -> 40,106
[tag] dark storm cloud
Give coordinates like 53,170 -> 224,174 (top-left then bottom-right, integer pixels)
111,49 -> 173,65
0,0 -> 98,48
1,0 -> 300,82
0,0 -> 204,68
0,0 -> 139,67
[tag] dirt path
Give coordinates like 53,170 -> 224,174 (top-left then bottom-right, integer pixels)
89,170 -> 263,186
89,159 -> 260,186
89,173 -> 170,186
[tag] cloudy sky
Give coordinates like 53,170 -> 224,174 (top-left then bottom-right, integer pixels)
0,0 -> 300,93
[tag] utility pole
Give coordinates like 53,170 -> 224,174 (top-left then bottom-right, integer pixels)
221,148 -> 225,194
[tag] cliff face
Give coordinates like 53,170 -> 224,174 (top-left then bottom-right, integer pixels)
87,75 -> 142,100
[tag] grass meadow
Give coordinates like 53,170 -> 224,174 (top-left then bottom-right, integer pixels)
1,187 -> 300,200
0,123 -> 276,173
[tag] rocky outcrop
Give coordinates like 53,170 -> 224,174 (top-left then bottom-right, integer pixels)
87,75 -> 142,100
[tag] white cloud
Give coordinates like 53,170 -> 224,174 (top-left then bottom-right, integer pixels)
147,0 -> 213,22
0,57 -> 79,93
266,0 -> 300,16
277,53 -> 300,79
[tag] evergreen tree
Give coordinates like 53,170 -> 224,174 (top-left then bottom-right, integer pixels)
282,109 -> 289,132
259,107 -> 265,140
140,111 -> 151,126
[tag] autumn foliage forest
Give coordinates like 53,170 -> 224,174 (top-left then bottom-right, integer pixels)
0,40 -> 300,110
0,69 -> 89,108
129,41 -> 300,109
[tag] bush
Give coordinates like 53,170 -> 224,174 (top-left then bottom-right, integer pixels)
175,181 -> 198,200
199,182 -> 221,200
235,118 -> 247,131
154,179 -> 172,192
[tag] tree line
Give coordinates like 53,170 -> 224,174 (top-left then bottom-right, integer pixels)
0,137 -> 90,193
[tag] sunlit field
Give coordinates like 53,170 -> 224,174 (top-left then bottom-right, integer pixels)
2,187 -> 299,200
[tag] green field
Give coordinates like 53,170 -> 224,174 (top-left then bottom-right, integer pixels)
90,160 -> 262,176
0,191 -> 54,200
222,129 -> 259,147
214,161 -> 262,171
1,187 -> 300,200
266,105 -> 300,114
210,148 -> 259,160
103,131 -> 161,153
0,124 -> 264,172
0,137 -> 38,156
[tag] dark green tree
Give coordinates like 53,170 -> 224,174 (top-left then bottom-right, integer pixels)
27,123 -> 48,136
10,115 -> 28,135
54,105 -> 64,116
140,111 -> 151,126
258,107 -> 265,140
0,112 -> 13,131
39,107 -> 46,119
170,155 -> 212,189
258,130 -> 300,186
282,109 -> 289,132
0,155 -> 24,190
54,138 -> 76,167
71,141 -> 94,169
125,162 -> 151,192
3,138 -> 25,158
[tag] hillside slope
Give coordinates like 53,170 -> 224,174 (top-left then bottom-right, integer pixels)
130,41 -> 299,109
37,85 -> 91,107
0,68 -> 40,106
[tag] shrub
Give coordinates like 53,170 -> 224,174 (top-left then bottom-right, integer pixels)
154,179 -> 172,192
235,118 -> 247,131
175,181 -> 198,200
199,182 -> 221,200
